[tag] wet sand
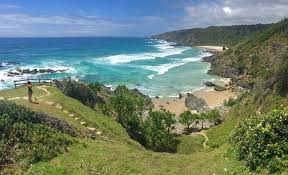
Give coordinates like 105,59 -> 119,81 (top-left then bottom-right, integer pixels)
197,46 -> 226,52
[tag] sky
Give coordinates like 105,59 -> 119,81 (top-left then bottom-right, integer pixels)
0,0 -> 287,37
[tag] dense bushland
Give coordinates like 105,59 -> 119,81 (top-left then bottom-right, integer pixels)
94,85 -> 179,152
231,107 -> 288,173
152,23 -> 270,47
0,101 -> 75,173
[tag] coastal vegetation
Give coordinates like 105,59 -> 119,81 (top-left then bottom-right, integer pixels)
179,109 -> 222,130
152,23 -> 271,47
231,107 -> 288,173
0,101 -> 75,174
1,19 -> 288,175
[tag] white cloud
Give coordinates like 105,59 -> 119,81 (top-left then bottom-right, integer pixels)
222,7 -> 232,15
0,0 -> 287,36
181,0 -> 288,28
0,12 -> 167,36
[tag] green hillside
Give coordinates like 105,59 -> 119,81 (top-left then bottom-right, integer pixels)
1,19 -> 288,175
0,85 -> 250,175
209,19 -> 288,95
151,24 -> 271,47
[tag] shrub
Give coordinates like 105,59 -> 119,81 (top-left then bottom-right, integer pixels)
142,111 -> 179,152
230,107 -> 288,173
88,81 -> 102,92
207,109 -> 222,126
55,78 -> 103,108
109,85 -> 152,143
0,101 -> 74,172
179,110 -> 199,129
224,97 -> 238,107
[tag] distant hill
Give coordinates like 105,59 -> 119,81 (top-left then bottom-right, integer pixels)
151,24 -> 271,47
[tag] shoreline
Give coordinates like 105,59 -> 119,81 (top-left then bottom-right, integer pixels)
152,45 -> 235,116
196,45 -> 226,53
152,86 -> 237,116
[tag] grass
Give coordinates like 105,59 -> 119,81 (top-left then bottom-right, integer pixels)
0,85 -> 259,175
177,135 -> 205,154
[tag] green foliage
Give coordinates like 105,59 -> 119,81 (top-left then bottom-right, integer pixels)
142,111 -> 179,152
231,107 -> 288,173
207,109 -> 222,125
224,97 -> 238,107
153,23 -> 271,47
179,110 -> 199,129
88,81 -> 102,92
55,79 -> 103,108
274,53 -> 288,96
0,101 -> 74,172
110,85 -> 152,136
104,85 -> 179,152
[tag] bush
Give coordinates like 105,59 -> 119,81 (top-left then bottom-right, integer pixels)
179,110 -> 199,129
207,109 -> 222,126
55,78 -> 103,108
142,111 -> 179,152
88,81 -> 102,92
0,101 -> 74,172
224,97 -> 238,107
105,85 -> 179,152
230,107 -> 288,173
109,85 -> 152,143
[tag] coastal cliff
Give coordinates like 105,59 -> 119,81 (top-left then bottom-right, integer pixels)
207,19 -> 288,95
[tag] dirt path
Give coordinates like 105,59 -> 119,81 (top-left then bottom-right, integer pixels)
191,131 -> 209,148
37,85 -> 51,97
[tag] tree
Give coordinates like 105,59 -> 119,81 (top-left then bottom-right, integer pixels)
142,111 -> 179,152
109,85 -> 152,141
179,110 -> 199,129
207,109 -> 222,126
199,113 -> 208,129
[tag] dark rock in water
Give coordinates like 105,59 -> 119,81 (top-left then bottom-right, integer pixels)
185,93 -> 208,113
39,69 -> 56,73
214,85 -> 227,91
202,54 -> 217,63
8,71 -> 21,76
31,69 -> 38,74
155,96 -> 159,99
179,93 -> 183,99
13,68 -> 65,75
204,81 -> 216,87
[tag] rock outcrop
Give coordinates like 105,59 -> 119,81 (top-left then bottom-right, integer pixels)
55,78 -> 104,108
185,93 -> 209,113
7,68 -> 67,77
214,85 -> 227,91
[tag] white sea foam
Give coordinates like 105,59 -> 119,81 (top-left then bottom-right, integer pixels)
0,62 -> 9,67
147,74 -> 155,79
144,52 -> 213,75
99,40 -> 190,64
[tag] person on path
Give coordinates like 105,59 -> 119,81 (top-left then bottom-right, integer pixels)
27,81 -> 33,102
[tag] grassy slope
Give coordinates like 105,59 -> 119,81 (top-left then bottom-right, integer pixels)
0,86 -> 251,175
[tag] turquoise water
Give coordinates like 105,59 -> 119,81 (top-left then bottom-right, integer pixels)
0,37 -> 220,97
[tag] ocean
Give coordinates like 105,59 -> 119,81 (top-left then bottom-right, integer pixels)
0,37 -> 221,97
